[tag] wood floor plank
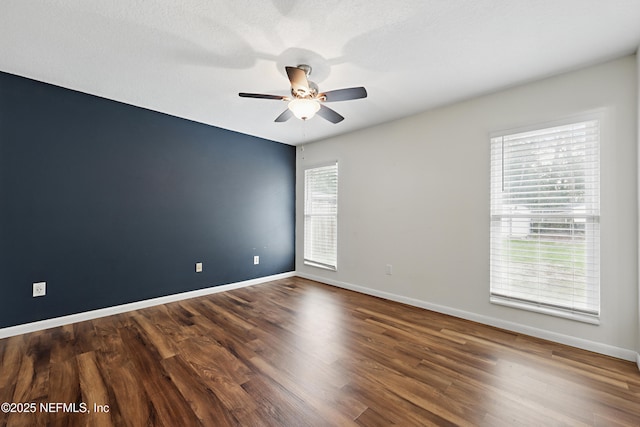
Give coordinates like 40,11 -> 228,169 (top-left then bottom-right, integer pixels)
118,326 -> 202,427
178,337 -> 258,418
248,354 -> 360,427
240,376 -> 317,427
77,351 -> 115,427
47,356 -> 82,427
341,377 -> 456,426
354,407 -> 396,427
0,277 -> 639,426
131,314 -> 176,360
97,357 -> 152,427
161,355 -> 238,427
6,332 -> 50,427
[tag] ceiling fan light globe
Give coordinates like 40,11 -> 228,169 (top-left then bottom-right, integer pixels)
288,98 -> 320,120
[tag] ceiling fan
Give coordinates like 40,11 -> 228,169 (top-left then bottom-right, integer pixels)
239,64 -> 367,123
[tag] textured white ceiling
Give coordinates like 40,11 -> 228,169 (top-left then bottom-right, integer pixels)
1,1 -> 639,145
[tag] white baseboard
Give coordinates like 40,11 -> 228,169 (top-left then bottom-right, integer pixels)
297,272 -> 638,363
4,270 -> 637,367
0,272 -> 296,339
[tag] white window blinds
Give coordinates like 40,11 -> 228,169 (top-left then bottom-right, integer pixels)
304,162 -> 338,270
490,120 -> 600,319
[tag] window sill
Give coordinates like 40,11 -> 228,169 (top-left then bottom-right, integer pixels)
303,260 -> 337,271
490,296 -> 600,325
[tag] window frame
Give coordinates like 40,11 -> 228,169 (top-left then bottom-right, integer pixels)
303,161 -> 339,271
489,113 -> 602,324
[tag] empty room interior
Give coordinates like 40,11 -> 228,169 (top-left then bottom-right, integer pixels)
2,2 -> 640,426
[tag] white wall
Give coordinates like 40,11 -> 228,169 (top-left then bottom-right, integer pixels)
297,55 -> 638,360
637,50 -> 640,366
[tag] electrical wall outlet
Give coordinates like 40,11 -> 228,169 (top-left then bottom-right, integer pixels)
195,262 -> 203,273
33,282 -> 46,297
254,256 -> 260,265
385,264 -> 393,275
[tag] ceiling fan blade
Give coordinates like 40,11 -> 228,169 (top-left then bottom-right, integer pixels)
285,66 -> 310,93
274,109 -> 293,122
320,87 -> 368,102
316,105 -> 344,124
239,92 -> 287,100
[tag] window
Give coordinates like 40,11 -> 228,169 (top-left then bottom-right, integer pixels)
490,119 -> 600,322
304,162 -> 338,270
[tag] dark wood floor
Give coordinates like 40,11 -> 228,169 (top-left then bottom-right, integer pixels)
1,277 -> 639,426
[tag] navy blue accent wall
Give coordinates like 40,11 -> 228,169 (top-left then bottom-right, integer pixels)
0,71 -> 295,328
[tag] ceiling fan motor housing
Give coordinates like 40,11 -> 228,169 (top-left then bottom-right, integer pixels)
291,64 -> 318,98
292,81 -> 318,99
